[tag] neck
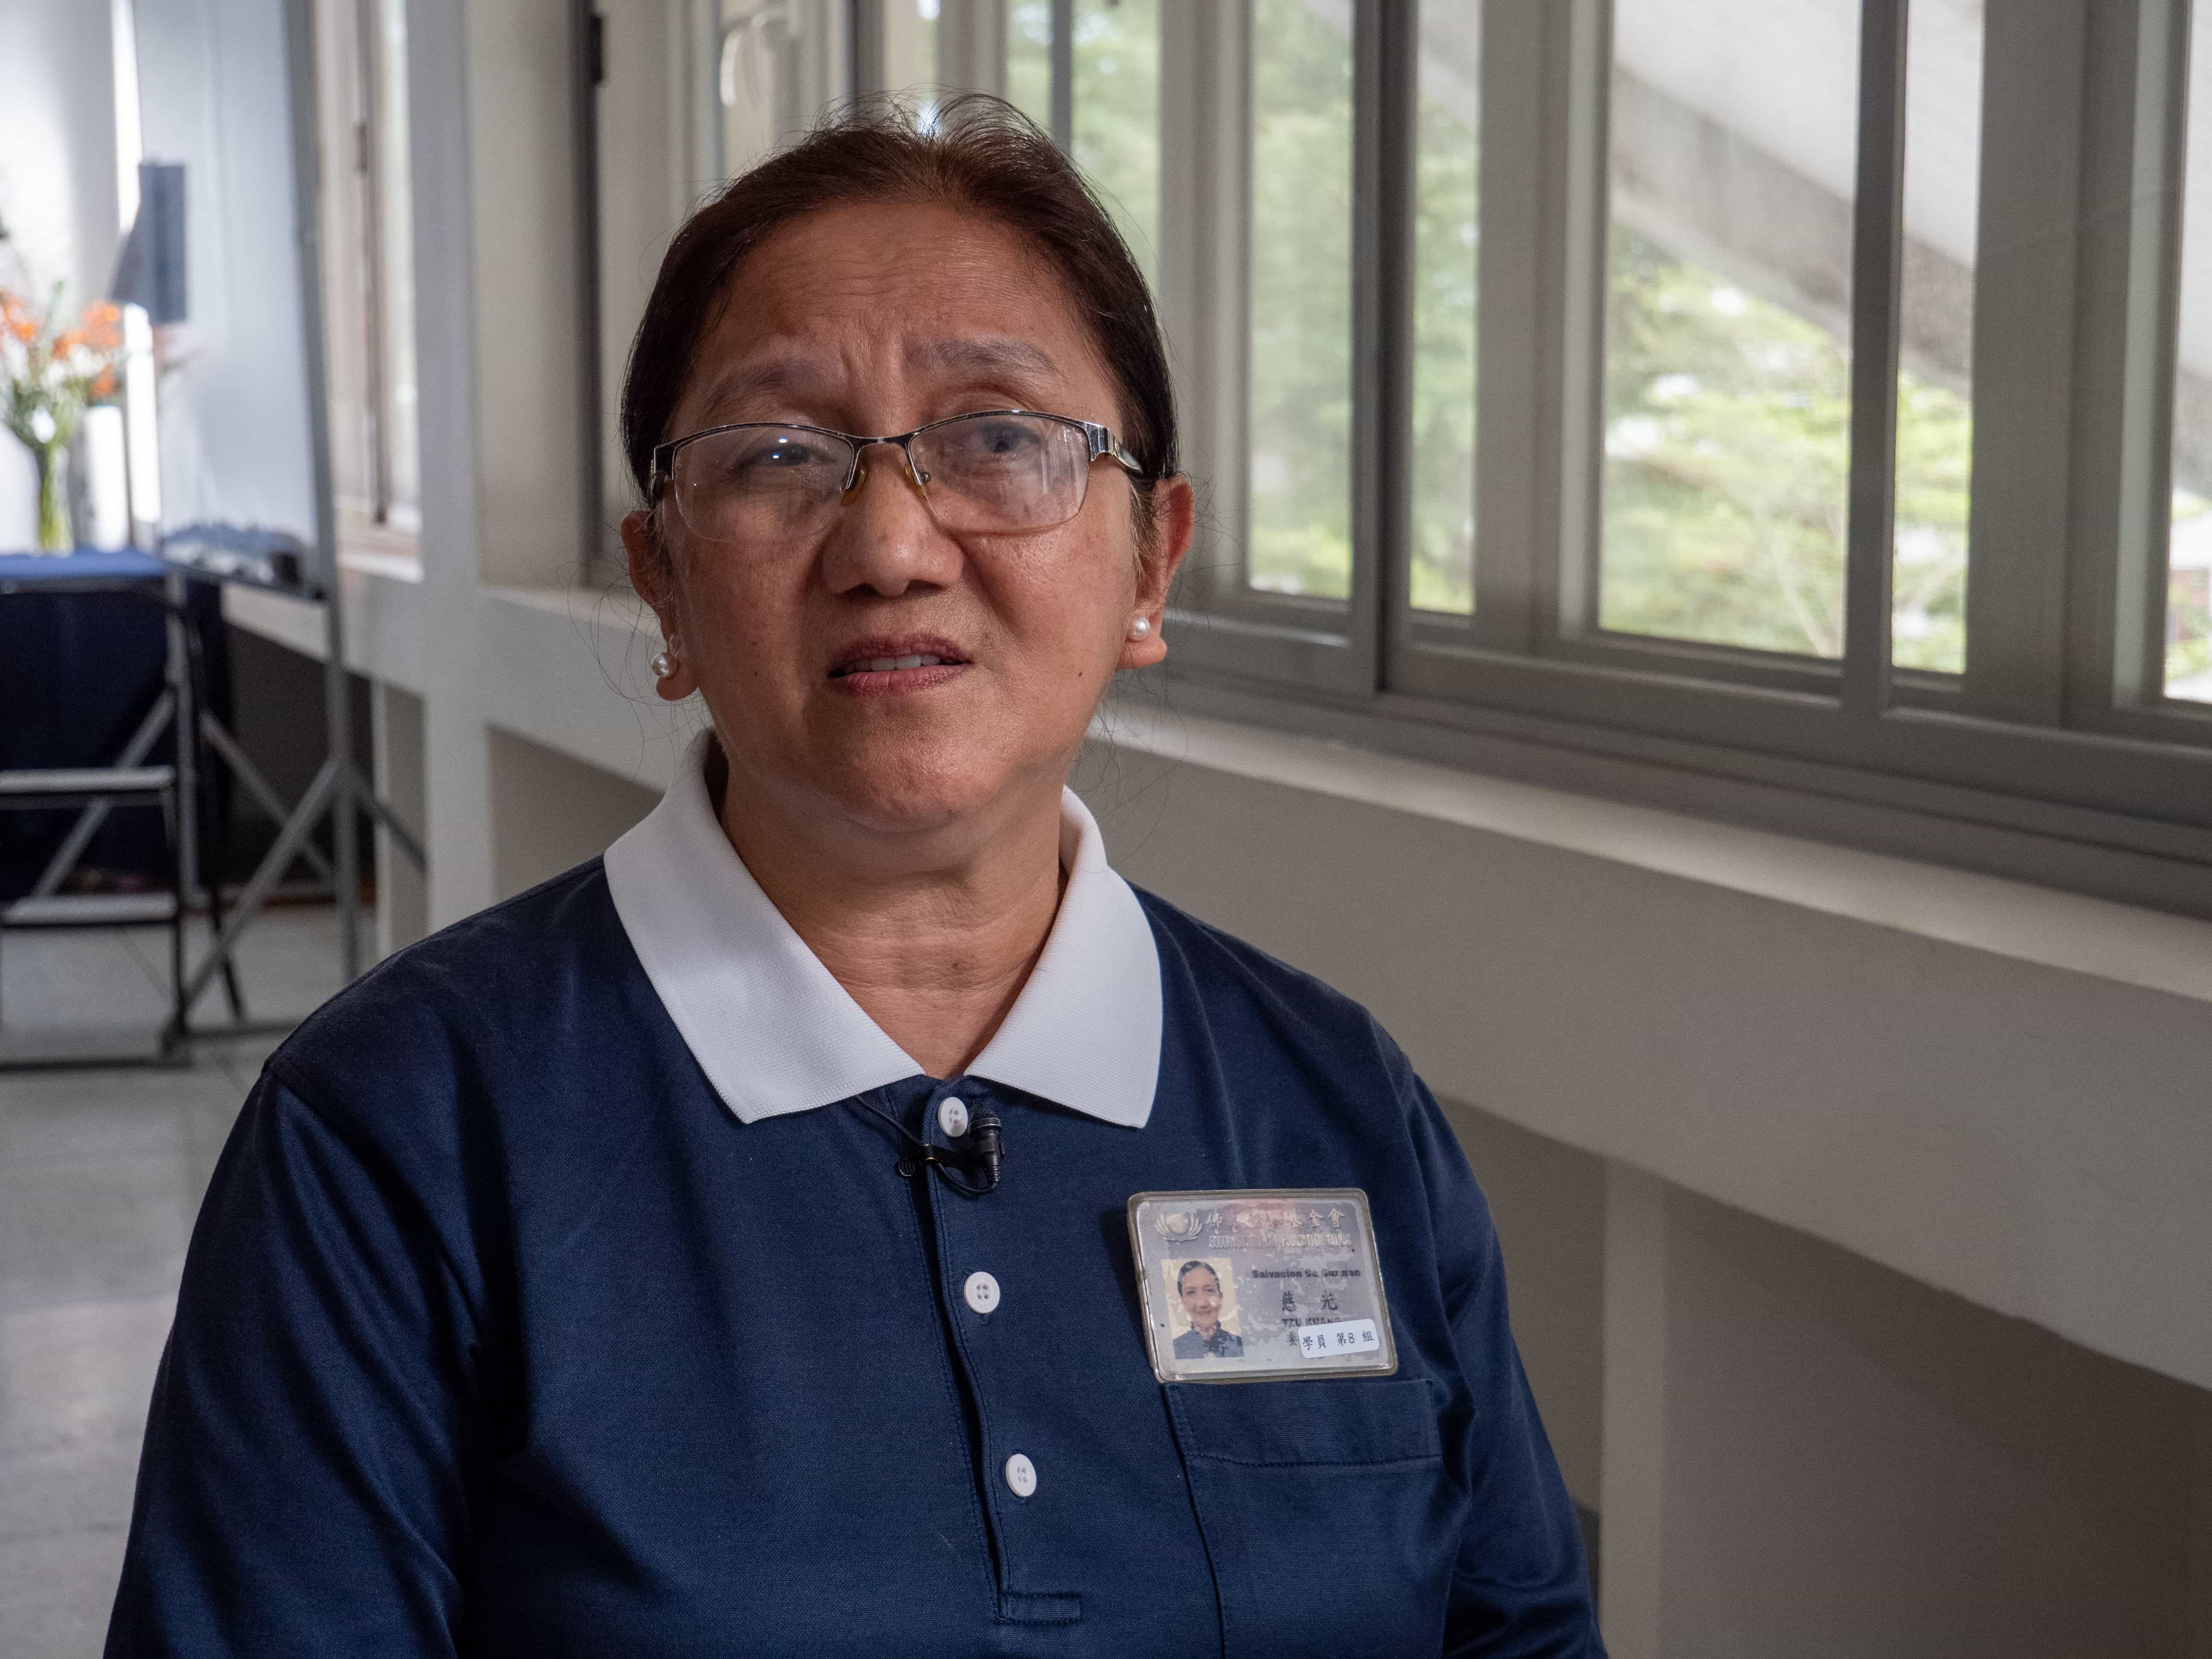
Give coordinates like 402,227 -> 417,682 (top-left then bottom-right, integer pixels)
717,757 -> 1068,1080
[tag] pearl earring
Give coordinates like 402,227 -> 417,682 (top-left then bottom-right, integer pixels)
1127,615 -> 1152,641
650,649 -> 675,679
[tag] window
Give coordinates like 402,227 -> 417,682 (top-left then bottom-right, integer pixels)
1141,0 -> 2212,917
882,0 -> 940,106
573,1 -> 2212,908
1247,0 -> 1353,601
1600,0 -> 1858,661
1892,0 -> 1980,674
715,1 -> 850,176
1006,2 -> 1052,122
312,0 -> 419,543
1410,7 -> 1479,616
2170,5 -> 2212,701
1005,0 -> 1162,279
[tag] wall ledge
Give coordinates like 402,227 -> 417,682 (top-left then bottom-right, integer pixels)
1098,696 -> 2212,1008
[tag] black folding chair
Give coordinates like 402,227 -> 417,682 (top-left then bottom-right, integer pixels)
0,580 -> 242,1068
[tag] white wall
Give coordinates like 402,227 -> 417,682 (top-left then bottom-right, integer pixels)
1438,1098 -> 1605,1513
1609,1176 -> 2212,1657
487,724 -> 658,900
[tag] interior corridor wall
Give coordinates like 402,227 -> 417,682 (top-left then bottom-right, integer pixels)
1622,1180 -> 2212,1657
487,724 -> 659,902
1435,1097 -> 1606,1514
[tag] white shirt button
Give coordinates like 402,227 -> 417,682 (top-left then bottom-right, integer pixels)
1004,1452 -> 1037,1498
937,1098 -> 970,1138
963,1271 -> 1001,1315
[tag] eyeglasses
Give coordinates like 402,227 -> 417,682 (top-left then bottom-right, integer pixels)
650,409 -> 1146,544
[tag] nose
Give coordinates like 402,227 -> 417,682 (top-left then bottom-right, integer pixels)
818,440 -> 962,599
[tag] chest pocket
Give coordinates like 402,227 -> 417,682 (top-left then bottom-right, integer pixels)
1166,1376 -> 1462,1659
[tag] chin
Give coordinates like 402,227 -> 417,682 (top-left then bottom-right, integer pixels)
814,744 -> 1028,837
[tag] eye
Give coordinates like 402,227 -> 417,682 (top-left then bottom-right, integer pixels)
701,429 -> 841,483
947,417 -> 1048,463
745,433 -> 832,471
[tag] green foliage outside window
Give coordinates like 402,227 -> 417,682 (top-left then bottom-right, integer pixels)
1071,0 -> 1161,289
1601,229 -> 1971,669
1039,7 -> 1974,664
1247,0 -> 1353,600
1409,85 -> 1479,615
1006,2 -> 1051,131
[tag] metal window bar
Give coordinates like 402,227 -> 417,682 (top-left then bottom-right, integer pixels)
1049,0 -> 1074,150
1842,0 -> 1908,719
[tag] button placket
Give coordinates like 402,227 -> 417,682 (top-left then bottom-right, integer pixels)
918,1091 -> 1072,1616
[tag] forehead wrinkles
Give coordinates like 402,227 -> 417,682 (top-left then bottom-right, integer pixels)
683,333 -> 1065,430
680,208 -> 1116,429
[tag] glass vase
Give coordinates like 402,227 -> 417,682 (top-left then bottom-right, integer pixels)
33,439 -> 70,554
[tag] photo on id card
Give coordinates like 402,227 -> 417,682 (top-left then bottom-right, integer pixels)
1127,1189 -> 1398,1383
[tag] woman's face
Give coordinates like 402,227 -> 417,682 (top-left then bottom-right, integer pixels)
626,200 -> 1191,845
1179,1268 -> 1222,1335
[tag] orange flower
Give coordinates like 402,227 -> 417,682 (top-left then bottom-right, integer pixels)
79,302 -> 122,350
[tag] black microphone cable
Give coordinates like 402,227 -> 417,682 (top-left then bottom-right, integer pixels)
852,1091 -> 1004,1194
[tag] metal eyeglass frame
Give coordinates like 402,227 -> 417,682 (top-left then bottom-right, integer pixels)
649,409 -> 1147,529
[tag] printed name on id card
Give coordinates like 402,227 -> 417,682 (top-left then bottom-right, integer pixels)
1126,1188 -> 1398,1384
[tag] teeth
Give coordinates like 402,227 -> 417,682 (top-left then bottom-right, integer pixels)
847,654 -> 947,674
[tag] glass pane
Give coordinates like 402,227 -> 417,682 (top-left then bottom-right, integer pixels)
311,0 -> 376,527
1071,0 -> 1160,286
374,0 -> 419,530
882,0 -> 939,103
2167,7 -> 2212,702
1410,5 -> 1479,615
1600,0 -> 1860,658
1889,0 -> 1979,673
1006,1 -> 1052,130
1248,0 -> 1353,600
719,0 -> 847,176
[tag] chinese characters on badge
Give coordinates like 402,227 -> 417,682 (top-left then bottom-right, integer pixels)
1126,1190 -> 1397,1383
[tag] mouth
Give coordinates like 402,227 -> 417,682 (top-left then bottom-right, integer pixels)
827,634 -> 972,695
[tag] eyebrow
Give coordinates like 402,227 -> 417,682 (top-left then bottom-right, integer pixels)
690,357 -> 824,424
902,335 -> 1061,384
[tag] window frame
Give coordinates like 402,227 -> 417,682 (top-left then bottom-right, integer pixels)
311,0 -> 421,550
1152,0 -> 2212,918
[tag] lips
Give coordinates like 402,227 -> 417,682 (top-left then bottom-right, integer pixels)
832,652 -> 959,676
827,634 -> 971,691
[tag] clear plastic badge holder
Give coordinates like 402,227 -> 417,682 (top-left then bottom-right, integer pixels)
1127,1188 -> 1398,1384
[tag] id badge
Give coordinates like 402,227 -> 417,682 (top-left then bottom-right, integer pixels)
1127,1189 -> 1398,1384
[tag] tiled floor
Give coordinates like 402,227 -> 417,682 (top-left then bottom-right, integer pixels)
0,907 -> 347,1656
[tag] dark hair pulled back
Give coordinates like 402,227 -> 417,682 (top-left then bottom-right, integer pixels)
619,94 -> 1179,542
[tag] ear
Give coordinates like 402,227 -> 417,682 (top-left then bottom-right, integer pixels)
1119,476 -> 1195,672
623,509 -> 699,701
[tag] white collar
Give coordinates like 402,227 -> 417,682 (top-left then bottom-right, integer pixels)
604,731 -> 1161,1130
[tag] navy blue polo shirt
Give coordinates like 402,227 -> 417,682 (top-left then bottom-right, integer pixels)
107,750 -> 1601,1656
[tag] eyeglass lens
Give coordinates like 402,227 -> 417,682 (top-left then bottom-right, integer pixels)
668,413 -> 1095,544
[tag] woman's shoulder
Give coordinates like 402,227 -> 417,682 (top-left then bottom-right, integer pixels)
264,858 -> 637,1117
1130,884 -> 1405,1073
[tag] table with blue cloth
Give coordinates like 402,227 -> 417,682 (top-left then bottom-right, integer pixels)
0,549 -> 232,901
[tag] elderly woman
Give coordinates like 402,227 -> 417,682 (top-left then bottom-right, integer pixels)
108,100 -> 1599,1656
